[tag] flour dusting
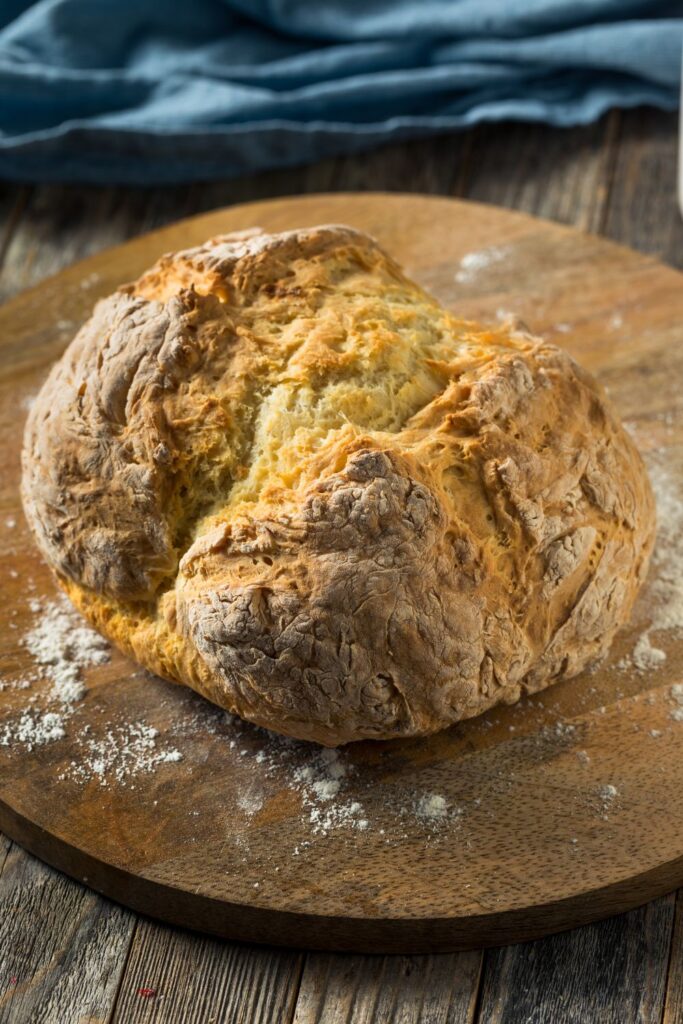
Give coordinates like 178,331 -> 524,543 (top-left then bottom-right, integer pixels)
22,595 -> 109,704
0,711 -> 65,750
237,792 -> 265,817
1,595 -> 181,786
646,460 -> 683,635
632,633 -> 667,673
64,722 -> 183,787
669,684 -> 683,722
454,245 -> 508,284
619,455 -> 683,680
260,743 -> 370,836
416,793 -> 448,821
596,783 -> 619,818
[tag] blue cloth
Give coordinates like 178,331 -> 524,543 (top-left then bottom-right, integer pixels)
0,0 -> 680,184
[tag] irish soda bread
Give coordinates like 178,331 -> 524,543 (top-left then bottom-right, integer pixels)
22,225 -> 655,745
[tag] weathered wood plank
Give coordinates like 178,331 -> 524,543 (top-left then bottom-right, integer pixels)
601,108 -> 683,269
662,891 -> 683,1024
0,834 -> 10,877
317,133 -> 470,196
0,187 -> 31,273
0,134 -> 470,302
292,951 -> 483,1024
0,183 -> 177,301
459,113 -> 619,232
0,844 -> 135,1024
475,896 -> 675,1024
110,920 -> 304,1024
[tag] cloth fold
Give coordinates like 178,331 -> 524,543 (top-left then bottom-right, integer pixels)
0,0 -> 680,184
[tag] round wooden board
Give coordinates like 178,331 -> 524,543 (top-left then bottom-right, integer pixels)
1,193 -> 682,954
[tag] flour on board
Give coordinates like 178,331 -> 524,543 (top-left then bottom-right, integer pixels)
454,245 -> 509,284
1,595 -> 181,783
416,793 -> 448,821
617,452 -> 683,679
65,722 -> 183,787
22,594 -> 109,703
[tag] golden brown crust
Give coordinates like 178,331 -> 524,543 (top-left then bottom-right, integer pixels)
21,225 -> 656,745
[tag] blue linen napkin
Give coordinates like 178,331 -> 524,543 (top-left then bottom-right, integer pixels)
0,0 -> 680,184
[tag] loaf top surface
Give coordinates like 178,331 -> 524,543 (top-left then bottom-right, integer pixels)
22,225 -> 656,745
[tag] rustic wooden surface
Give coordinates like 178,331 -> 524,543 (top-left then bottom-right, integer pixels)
2,191 -> 683,951
0,107 -> 682,1021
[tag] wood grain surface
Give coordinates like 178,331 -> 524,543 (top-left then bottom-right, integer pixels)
0,108 -> 681,1022
1,186 -> 682,956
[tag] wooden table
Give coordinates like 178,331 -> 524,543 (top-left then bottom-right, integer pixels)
1,108 -> 682,1024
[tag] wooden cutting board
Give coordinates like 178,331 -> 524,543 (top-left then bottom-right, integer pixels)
0,193 -> 682,954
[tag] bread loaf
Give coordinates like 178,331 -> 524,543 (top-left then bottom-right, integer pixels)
22,225 -> 655,745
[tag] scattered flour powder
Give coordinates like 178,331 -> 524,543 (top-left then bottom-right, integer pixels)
669,684 -> 683,722
416,793 -> 448,821
632,633 -> 667,673
65,722 -> 183,787
22,594 -> 109,704
237,791 -> 265,817
234,738 -> 372,836
1,595 -> 181,783
617,455 -> 683,679
0,710 -> 65,751
295,750 -> 370,835
596,783 -> 619,819
215,716 -> 458,837
454,245 -> 509,284
645,460 -> 683,636
0,595 -> 109,750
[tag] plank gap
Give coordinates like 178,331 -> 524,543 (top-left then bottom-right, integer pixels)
467,949 -> 486,1024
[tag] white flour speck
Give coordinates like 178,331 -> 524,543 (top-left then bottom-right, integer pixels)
669,685 -> 683,721
632,633 -> 667,673
237,792 -> 264,817
454,245 -> 508,284
1,594 -> 184,785
417,793 -> 448,820
596,783 -> 619,818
